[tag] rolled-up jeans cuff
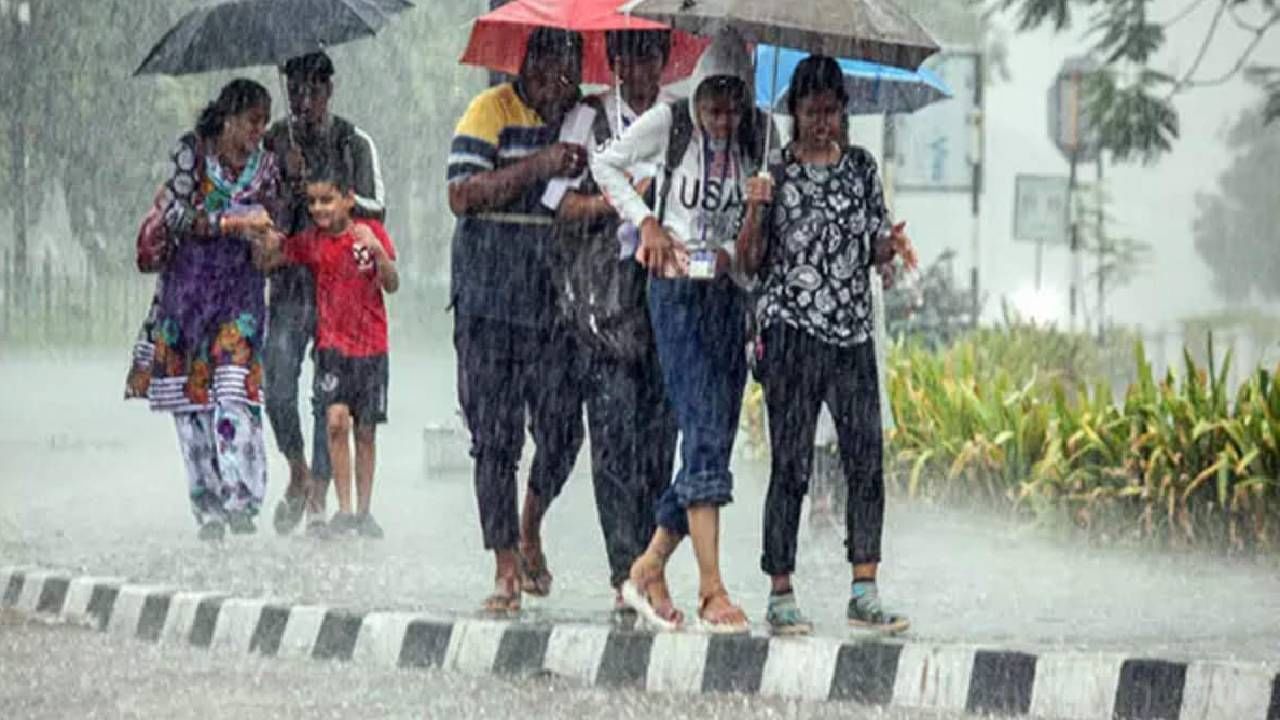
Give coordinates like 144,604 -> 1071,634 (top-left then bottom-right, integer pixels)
675,470 -> 734,509
847,550 -> 883,566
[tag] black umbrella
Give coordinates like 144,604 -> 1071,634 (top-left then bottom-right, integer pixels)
621,0 -> 938,71
134,0 -> 414,76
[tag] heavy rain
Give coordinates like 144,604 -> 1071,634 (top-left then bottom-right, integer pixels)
1,1 -> 1278,718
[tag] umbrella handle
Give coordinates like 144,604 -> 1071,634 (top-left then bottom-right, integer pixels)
276,70 -> 298,159
762,44 -> 781,163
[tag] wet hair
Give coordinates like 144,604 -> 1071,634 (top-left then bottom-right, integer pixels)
521,27 -> 584,73
196,78 -> 271,140
786,55 -> 848,141
695,75 -> 748,107
282,52 -> 335,83
605,30 -> 671,69
694,76 -> 760,149
306,158 -> 354,193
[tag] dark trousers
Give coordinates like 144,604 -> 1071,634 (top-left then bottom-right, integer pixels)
264,265 -> 331,483
582,349 -> 678,588
758,323 -> 885,575
648,278 -> 748,536
454,315 -> 585,551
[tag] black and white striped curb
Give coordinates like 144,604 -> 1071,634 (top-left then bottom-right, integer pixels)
3,565 -> 1277,719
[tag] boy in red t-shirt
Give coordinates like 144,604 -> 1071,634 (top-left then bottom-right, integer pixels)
257,164 -> 398,538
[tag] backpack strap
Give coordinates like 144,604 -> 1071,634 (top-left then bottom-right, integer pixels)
332,116 -> 355,181
580,95 -> 612,148
658,99 -> 694,226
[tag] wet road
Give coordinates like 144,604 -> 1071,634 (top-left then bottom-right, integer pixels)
1,344 -> 1279,663
0,613 -> 988,720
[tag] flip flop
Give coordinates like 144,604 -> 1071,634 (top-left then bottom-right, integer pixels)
620,579 -> 679,632
481,589 -> 521,617
697,592 -> 749,635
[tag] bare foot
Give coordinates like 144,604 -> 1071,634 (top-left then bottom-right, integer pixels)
698,588 -> 748,634
622,554 -> 683,628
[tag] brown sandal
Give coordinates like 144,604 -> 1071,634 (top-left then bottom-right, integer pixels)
481,579 -> 521,616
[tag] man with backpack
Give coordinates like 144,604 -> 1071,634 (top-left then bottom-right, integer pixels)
526,30 -> 681,614
263,51 -> 387,538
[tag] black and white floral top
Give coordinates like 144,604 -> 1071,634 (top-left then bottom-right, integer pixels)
755,144 -> 887,347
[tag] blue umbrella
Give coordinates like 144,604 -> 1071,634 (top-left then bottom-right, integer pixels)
754,44 -> 951,116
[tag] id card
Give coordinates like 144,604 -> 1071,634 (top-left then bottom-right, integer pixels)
689,249 -> 716,280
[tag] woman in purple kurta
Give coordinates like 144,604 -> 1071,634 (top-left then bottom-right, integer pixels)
129,79 -> 283,541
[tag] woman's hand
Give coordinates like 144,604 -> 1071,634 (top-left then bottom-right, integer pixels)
889,222 -> 918,272
745,175 -> 774,206
636,217 -> 689,278
226,208 -> 275,239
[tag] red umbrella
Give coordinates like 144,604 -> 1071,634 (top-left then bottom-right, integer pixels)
460,0 -> 708,85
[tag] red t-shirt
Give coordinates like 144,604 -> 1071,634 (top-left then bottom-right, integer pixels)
285,219 -> 396,357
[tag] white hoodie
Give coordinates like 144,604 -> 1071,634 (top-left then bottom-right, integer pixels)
591,27 -> 763,262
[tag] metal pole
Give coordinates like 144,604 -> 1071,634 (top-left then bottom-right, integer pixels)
969,52 -> 985,328
1035,238 -> 1044,291
761,45 -> 781,164
1067,152 -> 1080,333
488,0 -> 509,87
9,1 -> 31,305
1096,156 -> 1106,342
2,249 -> 9,339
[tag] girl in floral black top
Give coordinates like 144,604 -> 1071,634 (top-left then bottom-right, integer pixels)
738,55 -> 916,636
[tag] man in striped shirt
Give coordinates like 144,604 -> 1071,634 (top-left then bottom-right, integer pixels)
264,52 -> 387,539
447,27 -> 588,614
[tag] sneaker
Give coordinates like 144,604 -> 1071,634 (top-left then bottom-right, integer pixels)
847,583 -> 910,634
328,511 -> 359,536
355,513 -> 384,539
228,511 -> 257,535
197,521 -> 225,542
766,591 -> 814,636
273,495 -> 306,536
304,518 -> 331,540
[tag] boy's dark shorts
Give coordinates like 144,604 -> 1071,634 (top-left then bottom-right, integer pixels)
314,348 -> 389,426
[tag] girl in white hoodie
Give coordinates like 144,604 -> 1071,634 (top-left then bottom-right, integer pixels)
592,28 -> 776,633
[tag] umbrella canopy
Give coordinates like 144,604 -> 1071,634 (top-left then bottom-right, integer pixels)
754,45 -> 951,116
460,0 -> 708,85
622,0 -> 939,71
135,0 -> 414,76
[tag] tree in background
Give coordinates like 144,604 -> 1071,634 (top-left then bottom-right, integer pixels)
1074,181 -> 1153,328
0,1 -> 218,272
1193,101 -> 1280,301
995,0 -> 1280,162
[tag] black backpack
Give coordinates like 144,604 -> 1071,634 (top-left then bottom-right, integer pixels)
553,97 -> 773,362
552,97 -> 655,363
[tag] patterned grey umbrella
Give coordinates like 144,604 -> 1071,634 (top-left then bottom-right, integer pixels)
135,0 -> 413,76
621,0 -> 939,71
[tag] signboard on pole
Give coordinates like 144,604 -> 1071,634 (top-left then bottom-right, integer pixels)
892,51 -> 980,193
1013,174 -> 1070,245
1048,56 -> 1101,163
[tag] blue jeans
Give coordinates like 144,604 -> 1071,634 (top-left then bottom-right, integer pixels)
648,277 -> 748,536
264,266 -> 331,484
